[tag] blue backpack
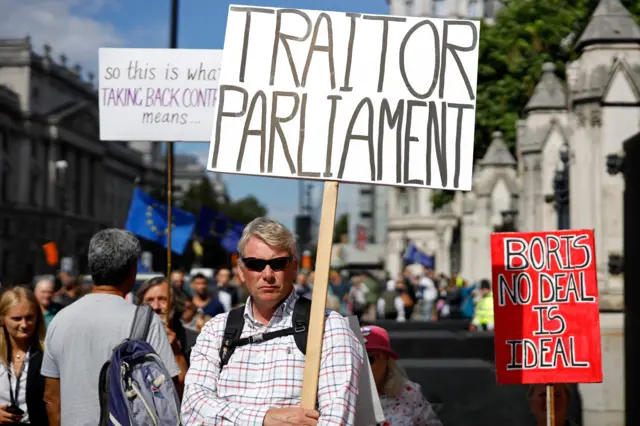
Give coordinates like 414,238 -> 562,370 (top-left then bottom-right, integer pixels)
98,304 -> 182,426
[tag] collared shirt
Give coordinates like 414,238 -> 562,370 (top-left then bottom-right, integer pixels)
181,290 -> 363,425
0,356 -> 30,423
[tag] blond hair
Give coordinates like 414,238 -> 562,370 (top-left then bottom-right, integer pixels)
237,217 -> 296,258
382,358 -> 408,398
0,287 -> 46,367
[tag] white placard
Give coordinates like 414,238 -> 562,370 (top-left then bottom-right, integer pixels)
99,48 -> 222,141
207,6 -> 480,190
347,316 -> 386,426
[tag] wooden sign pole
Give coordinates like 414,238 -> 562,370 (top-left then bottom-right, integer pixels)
166,0 -> 179,279
546,384 -> 555,426
300,181 -> 339,409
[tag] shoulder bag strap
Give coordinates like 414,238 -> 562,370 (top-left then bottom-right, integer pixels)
129,304 -> 154,341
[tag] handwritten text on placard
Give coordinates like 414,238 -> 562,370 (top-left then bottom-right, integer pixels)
207,6 -> 480,190
490,230 -> 603,385
99,48 -> 222,141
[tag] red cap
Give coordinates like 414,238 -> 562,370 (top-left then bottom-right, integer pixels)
361,326 -> 399,359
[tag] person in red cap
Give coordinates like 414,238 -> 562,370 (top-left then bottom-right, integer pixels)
361,325 -> 442,426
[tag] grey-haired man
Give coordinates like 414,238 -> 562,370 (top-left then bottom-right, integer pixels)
41,229 -> 180,426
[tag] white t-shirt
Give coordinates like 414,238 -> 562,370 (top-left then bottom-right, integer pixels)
41,293 -> 181,426
419,277 -> 438,302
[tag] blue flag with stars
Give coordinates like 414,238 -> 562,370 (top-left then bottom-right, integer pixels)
125,188 -> 196,255
196,207 -> 244,253
402,242 -> 435,269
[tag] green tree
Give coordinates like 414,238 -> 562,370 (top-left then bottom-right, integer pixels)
148,188 -> 165,203
431,0 -> 640,209
475,0 -> 640,158
180,177 -> 220,214
333,214 -> 349,243
430,191 -> 456,211
178,177 -> 269,269
182,178 -> 267,223
221,196 -> 268,224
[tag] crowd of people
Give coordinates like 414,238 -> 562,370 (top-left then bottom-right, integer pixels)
0,217 -> 571,425
292,265 -> 495,331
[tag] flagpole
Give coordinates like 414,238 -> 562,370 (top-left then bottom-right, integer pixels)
166,0 -> 179,276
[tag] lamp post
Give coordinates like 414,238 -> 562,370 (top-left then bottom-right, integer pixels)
553,143 -> 570,230
55,160 -> 68,212
498,209 -> 518,232
605,143 -> 636,425
54,160 -> 68,266
605,151 -> 626,278
165,0 -> 180,276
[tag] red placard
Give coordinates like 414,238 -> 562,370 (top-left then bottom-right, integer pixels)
490,229 -> 602,385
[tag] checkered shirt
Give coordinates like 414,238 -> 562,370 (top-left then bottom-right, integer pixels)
181,290 -> 364,425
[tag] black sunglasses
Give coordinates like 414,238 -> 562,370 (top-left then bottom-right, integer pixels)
241,256 -> 293,272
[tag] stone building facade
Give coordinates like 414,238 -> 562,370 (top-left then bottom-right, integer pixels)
516,0 -> 639,312
386,0 -> 638,294
173,153 -> 228,206
386,0 -> 636,423
367,0 -> 503,253
0,37 -> 166,281
388,0 -> 502,22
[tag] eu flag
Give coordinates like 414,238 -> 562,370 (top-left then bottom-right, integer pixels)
402,242 -> 435,269
125,188 -> 196,255
196,207 -> 244,253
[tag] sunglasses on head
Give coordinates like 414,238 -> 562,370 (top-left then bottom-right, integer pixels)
241,256 -> 293,272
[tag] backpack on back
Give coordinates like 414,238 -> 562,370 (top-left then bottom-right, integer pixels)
98,304 -> 182,426
219,296 -> 312,370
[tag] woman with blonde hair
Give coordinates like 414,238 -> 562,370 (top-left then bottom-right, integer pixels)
362,326 -> 442,426
0,287 -> 48,425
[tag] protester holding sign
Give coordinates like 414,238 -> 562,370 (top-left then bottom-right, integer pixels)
181,218 -> 363,425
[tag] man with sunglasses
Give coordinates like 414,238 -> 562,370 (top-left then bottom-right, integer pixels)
182,218 -> 364,426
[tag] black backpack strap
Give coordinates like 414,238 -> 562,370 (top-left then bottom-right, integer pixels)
219,298 -> 313,370
129,304 -> 154,341
292,296 -> 312,355
97,361 -> 111,426
219,305 -> 246,370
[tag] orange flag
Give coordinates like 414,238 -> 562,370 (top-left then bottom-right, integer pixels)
42,242 -> 59,266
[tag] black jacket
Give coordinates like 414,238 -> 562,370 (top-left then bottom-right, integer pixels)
25,346 -> 49,426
